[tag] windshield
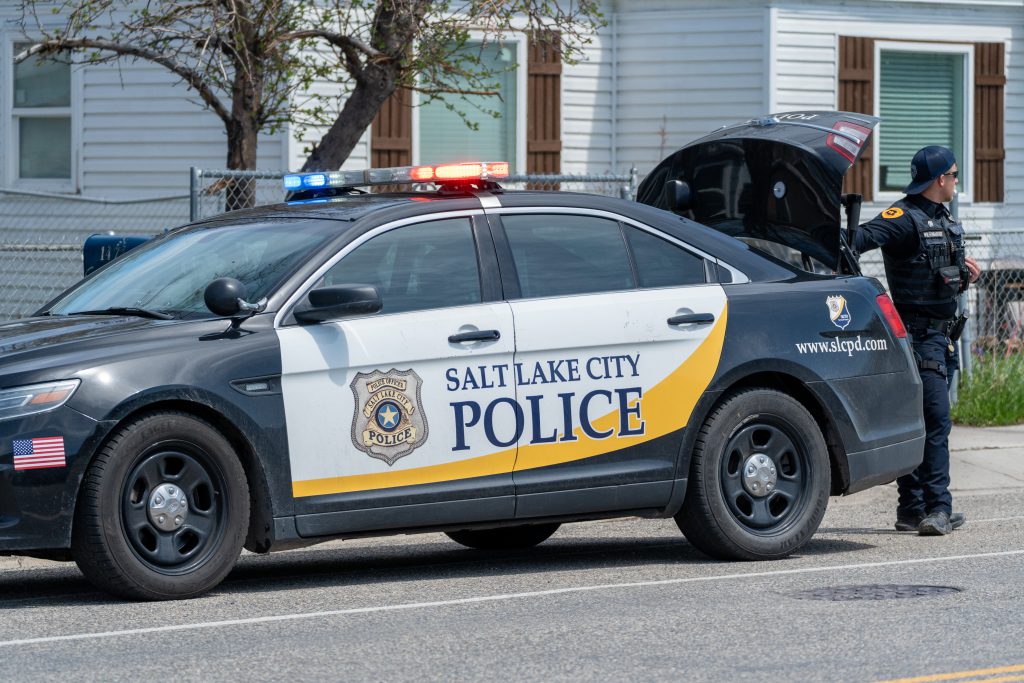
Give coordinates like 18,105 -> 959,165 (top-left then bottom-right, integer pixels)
48,219 -> 337,319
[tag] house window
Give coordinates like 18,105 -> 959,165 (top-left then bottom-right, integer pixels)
875,44 -> 970,197
371,33 -> 560,175
11,42 -> 73,182
840,37 -> 1003,203
416,40 -> 522,170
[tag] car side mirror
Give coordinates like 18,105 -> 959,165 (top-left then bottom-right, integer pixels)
294,284 -> 382,324
664,179 -> 692,212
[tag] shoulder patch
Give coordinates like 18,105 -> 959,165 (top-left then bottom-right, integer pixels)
882,207 -> 904,220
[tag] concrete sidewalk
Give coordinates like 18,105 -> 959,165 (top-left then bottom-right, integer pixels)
948,423 -> 1024,492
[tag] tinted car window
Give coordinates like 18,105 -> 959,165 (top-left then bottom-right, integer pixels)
318,217 -> 481,314
502,214 -> 634,298
624,225 -> 707,288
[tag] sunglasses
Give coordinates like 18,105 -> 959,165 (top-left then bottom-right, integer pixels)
942,171 -> 959,179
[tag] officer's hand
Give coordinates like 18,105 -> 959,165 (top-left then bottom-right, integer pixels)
965,256 -> 981,283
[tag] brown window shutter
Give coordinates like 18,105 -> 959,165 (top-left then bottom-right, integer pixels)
838,36 -> 874,201
528,32 -> 562,176
974,42 -> 1005,202
371,87 -> 412,168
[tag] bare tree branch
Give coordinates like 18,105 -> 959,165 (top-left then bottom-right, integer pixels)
269,29 -> 373,82
16,38 -> 231,125
268,29 -> 381,61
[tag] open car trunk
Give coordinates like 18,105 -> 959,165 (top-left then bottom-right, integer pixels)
636,111 -> 879,273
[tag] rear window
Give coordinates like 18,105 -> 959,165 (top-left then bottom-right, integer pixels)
502,214 -> 635,298
623,225 -> 707,287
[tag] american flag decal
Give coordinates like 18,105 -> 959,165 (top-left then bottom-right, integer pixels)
12,437 -> 66,471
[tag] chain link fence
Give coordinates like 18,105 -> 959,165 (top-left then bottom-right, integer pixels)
859,229 -> 1024,374
0,189 -> 189,320
189,168 -> 289,222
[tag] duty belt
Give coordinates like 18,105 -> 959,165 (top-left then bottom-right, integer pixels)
917,358 -> 948,377
903,315 -> 955,337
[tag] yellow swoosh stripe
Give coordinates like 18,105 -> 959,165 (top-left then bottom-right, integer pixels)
292,303 -> 728,498
874,664 -> 1024,683
512,303 -> 727,471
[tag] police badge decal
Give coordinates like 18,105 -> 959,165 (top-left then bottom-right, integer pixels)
826,295 -> 852,330
350,369 -> 428,466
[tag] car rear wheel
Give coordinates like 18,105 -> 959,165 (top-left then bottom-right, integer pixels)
72,412 -> 248,600
445,523 -> 560,550
676,389 -> 829,560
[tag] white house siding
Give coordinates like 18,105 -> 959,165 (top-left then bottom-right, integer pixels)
607,4 -> 768,174
0,17 -> 286,198
561,23 -> 615,174
80,63 -> 285,196
773,1 -> 1024,235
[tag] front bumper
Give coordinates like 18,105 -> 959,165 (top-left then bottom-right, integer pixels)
0,407 -> 102,552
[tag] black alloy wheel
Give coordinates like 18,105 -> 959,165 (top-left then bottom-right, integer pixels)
120,446 -> 228,575
719,422 -> 811,533
676,388 -> 830,561
72,412 -> 249,600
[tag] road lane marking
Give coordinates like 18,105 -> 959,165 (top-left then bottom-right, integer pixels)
876,663 -> 1024,682
970,515 -> 1024,524
1,548 -> 1021,649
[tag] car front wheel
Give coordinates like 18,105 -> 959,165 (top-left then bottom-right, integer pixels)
676,389 -> 829,561
72,411 -> 249,600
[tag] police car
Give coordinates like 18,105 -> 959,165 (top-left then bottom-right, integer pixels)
0,111 -> 924,600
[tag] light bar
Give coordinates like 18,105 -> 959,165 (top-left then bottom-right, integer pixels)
283,161 -> 509,192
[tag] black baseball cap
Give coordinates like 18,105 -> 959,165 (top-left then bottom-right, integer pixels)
904,145 -> 957,195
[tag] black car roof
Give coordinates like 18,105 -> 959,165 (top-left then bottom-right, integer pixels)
187,187 -> 790,282
189,193 -> 422,226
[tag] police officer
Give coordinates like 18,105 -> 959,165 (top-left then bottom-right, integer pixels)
855,145 -> 980,536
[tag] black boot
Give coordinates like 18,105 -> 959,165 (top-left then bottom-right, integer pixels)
895,511 -> 964,532
918,511 -> 953,536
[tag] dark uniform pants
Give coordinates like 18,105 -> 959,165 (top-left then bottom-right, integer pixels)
898,328 -> 953,516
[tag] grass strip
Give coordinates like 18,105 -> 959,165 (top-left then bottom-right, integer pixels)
953,352 -> 1024,426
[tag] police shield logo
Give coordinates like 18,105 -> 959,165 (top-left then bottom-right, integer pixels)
350,369 -> 428,466
826,295 -> 852,330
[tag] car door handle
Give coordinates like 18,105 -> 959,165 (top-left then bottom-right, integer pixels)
448,329 -> 501,343
667,313 -> 715,326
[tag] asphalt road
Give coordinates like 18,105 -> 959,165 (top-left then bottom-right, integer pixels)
1,426 -> 1022,683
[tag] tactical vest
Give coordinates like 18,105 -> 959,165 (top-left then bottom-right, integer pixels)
882,198 -> 968,311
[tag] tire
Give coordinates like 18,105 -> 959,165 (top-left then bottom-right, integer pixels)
445,523 -> 560,551
72,411 -> 249,600
676,389 -> 829,561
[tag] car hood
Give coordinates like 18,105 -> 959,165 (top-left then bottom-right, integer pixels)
636,111 -> 879,269
0,315 -> 224,381
0,315 -> 158,355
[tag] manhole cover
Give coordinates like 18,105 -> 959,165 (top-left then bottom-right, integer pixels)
791,584 -> 962,601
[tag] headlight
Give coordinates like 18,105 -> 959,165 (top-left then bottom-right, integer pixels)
0,380 -> 81,421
